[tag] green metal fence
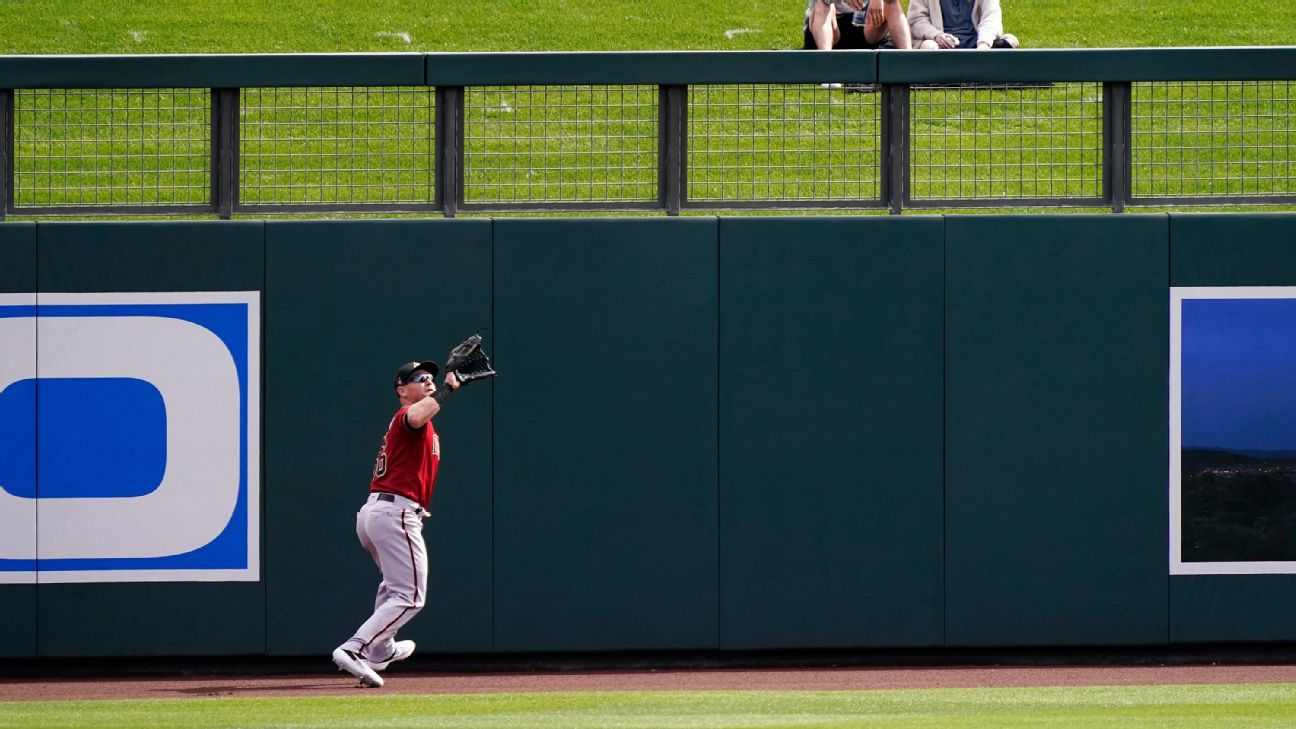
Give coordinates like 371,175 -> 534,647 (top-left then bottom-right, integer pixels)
1,49 -> 1293,218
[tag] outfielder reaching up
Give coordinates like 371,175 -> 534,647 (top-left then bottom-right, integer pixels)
333,336 -> 494,688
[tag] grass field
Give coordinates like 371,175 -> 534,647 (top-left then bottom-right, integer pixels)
3,684 -> 1296,729
1,0 -> 1295,53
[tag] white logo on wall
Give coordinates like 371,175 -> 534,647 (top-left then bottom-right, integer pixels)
0,292 -> 260,583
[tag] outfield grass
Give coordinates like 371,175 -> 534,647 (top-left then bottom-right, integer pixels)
1,0 -> 1295,53
2,685 -> 1296,728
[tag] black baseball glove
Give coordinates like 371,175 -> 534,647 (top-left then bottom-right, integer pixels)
444,333 -> 496,384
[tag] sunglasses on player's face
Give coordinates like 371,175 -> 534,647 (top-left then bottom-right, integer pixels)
406,373 -> 435,385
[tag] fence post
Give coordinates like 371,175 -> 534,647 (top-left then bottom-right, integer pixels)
1103,81 -> 1131,214
658,85 -> 687,216
881,83 -> 909,215
435,86 -> 464,218
1,89 -> 13,221
212,88 -> 239,220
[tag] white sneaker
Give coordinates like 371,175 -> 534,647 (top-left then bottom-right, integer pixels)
368,640 -> 416,671
332,647 -> 383,688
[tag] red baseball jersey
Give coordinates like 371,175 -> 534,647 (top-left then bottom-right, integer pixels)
369,405 -> 441,509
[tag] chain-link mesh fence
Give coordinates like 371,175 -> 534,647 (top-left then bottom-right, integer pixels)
909,83 -> 1104,202
239,87 -> 435,206
12,88 -> 210,208
462,85 -> 658,204
3,66 -> 1294,216
686,84 -> 883,204
1131,81 -> 1295,199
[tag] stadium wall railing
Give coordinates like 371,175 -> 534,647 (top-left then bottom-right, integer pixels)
0,48 -> 1293,220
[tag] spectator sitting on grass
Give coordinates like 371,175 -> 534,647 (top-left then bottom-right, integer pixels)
803,0 -> 913,55
907,0 -> 1018,50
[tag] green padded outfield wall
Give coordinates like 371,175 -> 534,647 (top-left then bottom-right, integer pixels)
491,218 -> 720,652
0,223 -> 37,658
717,217 -> 944,649
8,214 -> 1296,658
264,220 -> 494,655
35,222 -> 267,657
1168,213 -> 1296,643
944,215 -> 1169,646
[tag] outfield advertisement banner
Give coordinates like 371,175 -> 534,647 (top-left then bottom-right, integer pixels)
0,292 -> 260,583
1171,287 -> 1296,575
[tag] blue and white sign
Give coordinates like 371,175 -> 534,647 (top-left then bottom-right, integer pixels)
0,292 -> 260,583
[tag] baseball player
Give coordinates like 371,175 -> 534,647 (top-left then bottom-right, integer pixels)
331,360 -> 461,688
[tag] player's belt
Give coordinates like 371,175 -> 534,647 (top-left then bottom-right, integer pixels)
373,491 -> 430,518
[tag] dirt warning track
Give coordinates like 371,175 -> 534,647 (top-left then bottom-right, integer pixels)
1,664 -> 1293,701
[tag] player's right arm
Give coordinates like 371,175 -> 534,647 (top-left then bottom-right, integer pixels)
403,372 -> 461,430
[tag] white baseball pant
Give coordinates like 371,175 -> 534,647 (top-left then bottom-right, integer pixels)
339,492 -> 428,664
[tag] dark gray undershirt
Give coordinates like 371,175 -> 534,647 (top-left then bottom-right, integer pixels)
939,0 -> 978,47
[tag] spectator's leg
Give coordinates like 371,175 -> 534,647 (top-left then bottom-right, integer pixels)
808,1 -> 840,50
881,0 -> 912,49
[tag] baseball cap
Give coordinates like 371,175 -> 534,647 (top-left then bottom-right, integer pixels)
394,360 -> 440,387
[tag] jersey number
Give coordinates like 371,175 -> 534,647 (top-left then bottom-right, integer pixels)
373,436 -> 388,478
